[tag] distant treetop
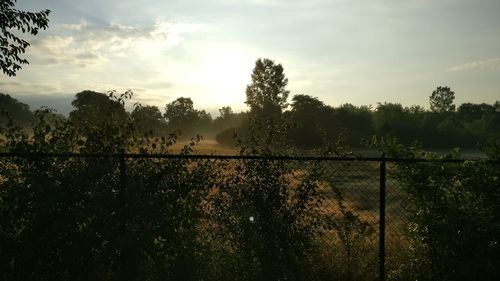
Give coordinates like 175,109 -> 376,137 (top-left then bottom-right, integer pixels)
430,86 -> 456,113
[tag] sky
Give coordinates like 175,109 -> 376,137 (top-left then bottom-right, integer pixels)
2,0 -> 500,116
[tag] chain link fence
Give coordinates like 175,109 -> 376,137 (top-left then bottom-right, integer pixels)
1,153 -> 499,281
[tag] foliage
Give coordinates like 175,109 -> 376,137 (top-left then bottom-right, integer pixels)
430,86 -> 455,113
164,97 -> 213,138
3,82 -> 500,150
0,92 -> 216,281
213,106 -> 247,134
208,120 -> 325,281
319,174 -> 376,281
245,58 -> 290,120
372,136 -> 500,281
3,86 -> 500,281
0,92 -> 34,126
214,127 -> 239,146
480,137 -> 500,160
1,91 -> 382,281
0,0 -> 50,76
69,90 -> 132,153
286,95 -> 327,148
131,105 -> 166,136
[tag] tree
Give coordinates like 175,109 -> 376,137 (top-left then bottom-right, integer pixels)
131,105 -> 166,135
213,106 -> 247,132
245,58 -> 290,119
287,94 -> 327,148
69,90 -> 130,151
218,106 -> 233,119
0,92 -> 34,126
164,97 -> 213,137
1,0 -> 51,76
164,97 -> 198,130
290,94 -> 324,113
333,104 -> 374,146
430,86 -> 456,113
457,103 -> 495,122
69,90 -> 128,125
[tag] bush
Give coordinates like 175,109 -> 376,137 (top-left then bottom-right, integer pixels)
373,136 -> 500,281
215,127 -> 239,146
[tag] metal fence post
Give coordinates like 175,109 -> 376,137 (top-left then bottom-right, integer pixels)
118,149 -> 130,281
379,153 -> 386,281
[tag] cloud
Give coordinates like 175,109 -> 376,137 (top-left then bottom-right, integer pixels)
60,20 -> 89,31
31,35 -> 107,67
449,58 -> 500,72
0,81 -> 60,95
29,19 -> 206,68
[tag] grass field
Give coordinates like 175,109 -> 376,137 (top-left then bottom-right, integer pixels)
169,139 -> 239,154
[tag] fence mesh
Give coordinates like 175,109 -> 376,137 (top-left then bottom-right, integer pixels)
1,154 -> 499,281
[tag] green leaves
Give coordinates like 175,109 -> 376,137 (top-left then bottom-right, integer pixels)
245,58 -> 290,120
1,0 -> 51,76
391,147 -> 500,280
430,86 -> 456,113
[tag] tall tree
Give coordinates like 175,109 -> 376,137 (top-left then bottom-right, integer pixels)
245,58 -> 289,120
429,86 -> 456,113
0,0 -> 51,76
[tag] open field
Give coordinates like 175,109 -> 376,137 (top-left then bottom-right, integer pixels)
169,139 -> 239,154
171,139 -> 485,159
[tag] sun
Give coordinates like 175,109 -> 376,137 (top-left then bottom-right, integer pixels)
191,47 -> 254,106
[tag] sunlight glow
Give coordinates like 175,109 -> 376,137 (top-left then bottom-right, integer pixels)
189,47 -> 253,106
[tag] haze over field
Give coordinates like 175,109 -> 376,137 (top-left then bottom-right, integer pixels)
3,0 -> 500,115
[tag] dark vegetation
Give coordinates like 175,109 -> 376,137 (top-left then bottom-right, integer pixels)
1,59 -> 500,281
2,60 -> 500,151
1,6 -> 499,279
1,92 -> 499,281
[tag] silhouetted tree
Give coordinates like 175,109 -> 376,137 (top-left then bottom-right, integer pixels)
457,103 -> 495,122
195,109 -> 213,134
164,97 -> 197,129
219,106 -> 233,118
131,105 -> 166,135
0,0 -> 50,76
69,90 -> 130,151
164,97 -> 212,137
374,103 -> 405,133
430,86 -> 455,113
70,90 -> 128,127
334,104 -> 374,146
287,94 -> 327,148
214,106 -> 247,132
245,58 -> 289,120
214,106 -> 249,146
0,92 -> 34,126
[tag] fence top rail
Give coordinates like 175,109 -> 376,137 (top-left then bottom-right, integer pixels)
0,151 -> 499,163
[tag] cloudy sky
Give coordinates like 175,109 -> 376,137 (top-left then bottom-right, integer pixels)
2,0 -> 500,115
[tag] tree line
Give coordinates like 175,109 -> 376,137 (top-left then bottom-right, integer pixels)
2,59 -> 500,150
1,88 -> 499,281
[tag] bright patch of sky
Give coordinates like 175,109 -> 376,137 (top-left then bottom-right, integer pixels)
2,0 -> 500,115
